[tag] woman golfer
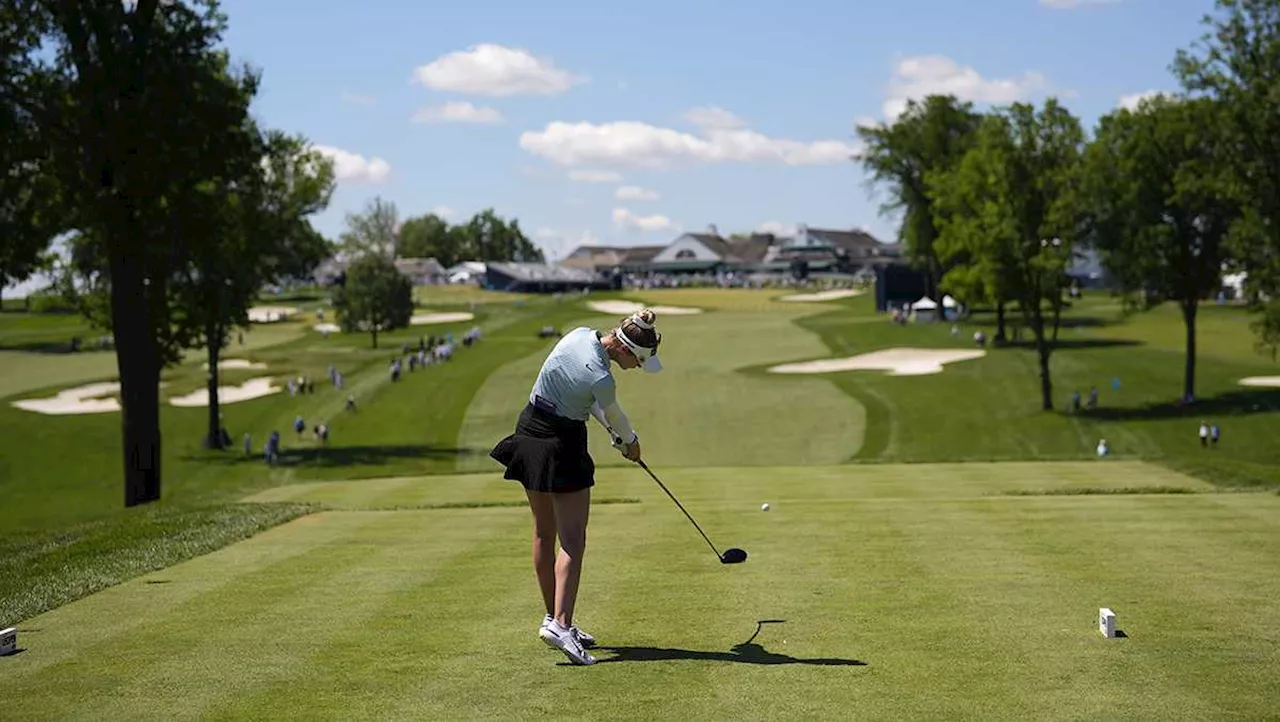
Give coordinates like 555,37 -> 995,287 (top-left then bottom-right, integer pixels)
490,308 -> 663,666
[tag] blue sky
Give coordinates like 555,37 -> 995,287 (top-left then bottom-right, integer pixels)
3,0 -> 1220,295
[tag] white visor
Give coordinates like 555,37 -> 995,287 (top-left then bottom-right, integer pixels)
615,327 -> 663,374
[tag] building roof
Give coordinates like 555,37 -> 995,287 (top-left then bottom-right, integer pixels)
685,233 -> 740,262
619,245 -> 665,263
725,233 -> 777,264
394,257 -> 445,275
802,227 -> 889,251
562,244 -> 667,268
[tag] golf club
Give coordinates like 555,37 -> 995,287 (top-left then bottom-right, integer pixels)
609,428 -> 746,564
637,460 -> 748,565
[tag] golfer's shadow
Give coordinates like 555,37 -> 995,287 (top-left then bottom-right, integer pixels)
594,619 -> 866,666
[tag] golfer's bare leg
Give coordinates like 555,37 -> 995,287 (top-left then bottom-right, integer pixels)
525,490 -> 557,616
552,487 -> 591,627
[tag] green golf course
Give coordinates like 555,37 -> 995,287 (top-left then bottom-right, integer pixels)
2,287 -> 1279,719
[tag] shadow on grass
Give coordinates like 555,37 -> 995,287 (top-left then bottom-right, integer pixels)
185,444 -> 486,468
1084,388 -> 1280,421
0,340 -> 109,354
593,619 -> 867,667
962,314 -> 1117,330
996,338 -> 1142,350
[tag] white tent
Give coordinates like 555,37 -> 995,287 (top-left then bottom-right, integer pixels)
942,295 -> 958,308
912,296 -> 939,322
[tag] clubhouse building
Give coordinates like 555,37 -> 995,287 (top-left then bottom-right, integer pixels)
549,225 -> 903,290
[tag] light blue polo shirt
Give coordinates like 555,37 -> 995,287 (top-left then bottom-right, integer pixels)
529,326 -> 617,421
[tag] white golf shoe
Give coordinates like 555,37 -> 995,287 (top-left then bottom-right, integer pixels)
541,613 -> 596,648
539,619 -> 596,666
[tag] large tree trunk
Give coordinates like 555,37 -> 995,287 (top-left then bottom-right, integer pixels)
996,302 -> 1007,343
110,252 -> 162,507
204,320 -> 224,449
1031,312 -> 1053,411
1181,300 -> 1197,401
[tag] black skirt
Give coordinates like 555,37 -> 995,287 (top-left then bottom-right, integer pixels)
490,402 -> 596,494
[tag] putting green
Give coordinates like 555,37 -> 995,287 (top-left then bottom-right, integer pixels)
5,462 -> 1275,720
457,308 -> 865,472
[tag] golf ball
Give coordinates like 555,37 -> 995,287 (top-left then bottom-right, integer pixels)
761,503 -> 770,512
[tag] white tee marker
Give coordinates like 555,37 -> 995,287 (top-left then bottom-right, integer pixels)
1099,608 -> 1117,638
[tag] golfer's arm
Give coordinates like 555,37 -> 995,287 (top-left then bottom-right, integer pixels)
591,378 -> 636,443
589,401 -> 610,430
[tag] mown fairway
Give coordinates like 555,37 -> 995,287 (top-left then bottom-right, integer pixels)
4,463 -> 1279,720
2,288 -> 1279,719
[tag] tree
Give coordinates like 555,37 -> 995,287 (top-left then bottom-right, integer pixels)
1174,0 -> 1280,343
177,131 -> 335,449
339,196 -> 399,261
1082,95 -> 1239,401
396,212 -> 451,262
929,100 -> 1086,411
0,6 -> 64,291
456,208 -> 545,263
855,96 -> 983,321
2,0 -> 265,506
332,254 -> 413,349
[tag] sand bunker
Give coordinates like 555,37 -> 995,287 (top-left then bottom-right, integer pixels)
768,347 -> 987,376
411,312 -> 476,325
1239,376 -> 1280,388
11,382 -> 123,415
779,289 -> 864,302
314,323 -> 341,334
202,358 -> 267,371
168,377 -> 282,407
587,300 -> 703,316
248,306 -> 298,323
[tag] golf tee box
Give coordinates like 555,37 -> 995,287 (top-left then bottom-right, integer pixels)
0,627 -> 15,656
1099,608 -> 1116,638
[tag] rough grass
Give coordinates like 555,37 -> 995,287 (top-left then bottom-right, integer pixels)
790,295 -> 1280,487
413,284 -> 538,306
2,462 -> 1275,720
0,501 -> 314,629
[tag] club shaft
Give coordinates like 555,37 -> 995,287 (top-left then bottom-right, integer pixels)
638,461 -> 723,558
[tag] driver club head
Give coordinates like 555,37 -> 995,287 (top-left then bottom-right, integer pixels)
720,548 -> 748,564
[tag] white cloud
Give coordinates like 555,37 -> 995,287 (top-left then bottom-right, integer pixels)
1118,90 -> 1167,110
431,205 -> 456,219
613,207 -> 674,232
684,106 -> 747,130
521,113 -> 858,170
883,55 -> 1053,120
341,92 -> 376,105
615,185 -> 660,201
1040,0 -> 1121,8
569,169 -> 623,183
312,145 -> 391,183
757,221 -> 797,236
412,43 -> 584,97
412,101 -> 504,124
